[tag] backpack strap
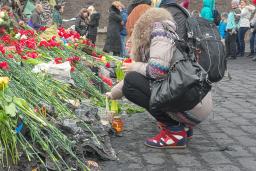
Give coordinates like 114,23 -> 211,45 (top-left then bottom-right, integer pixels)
161,22 -> 196,62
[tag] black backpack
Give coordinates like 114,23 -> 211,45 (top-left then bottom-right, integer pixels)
186,17 -> 226,83
164,4 -> 226,83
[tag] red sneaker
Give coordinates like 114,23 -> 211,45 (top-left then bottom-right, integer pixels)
157,122 -> 193,139
145,125 -> 187,149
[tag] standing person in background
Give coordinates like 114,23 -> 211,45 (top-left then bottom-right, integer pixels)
127,0 -> 152,15
52,4 -> 64,27
200,0 -> 215,22
120,5 -> 128,57
87,6 -> 101,44
237,0 -> 255,57
28,4 -> 44,30
218,13 -> 228,40
103,1 -> 123,56
226,1 -> 240,60
75,8 -> 90,37
40,0 -> 53,26
248,11 -> 256,58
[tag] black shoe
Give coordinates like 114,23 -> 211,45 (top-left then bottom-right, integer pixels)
228,57 -> 236,60
240,53 -> 245,57
247,53 -> 254,57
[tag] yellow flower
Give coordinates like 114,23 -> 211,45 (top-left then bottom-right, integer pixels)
0,77 -> 9,90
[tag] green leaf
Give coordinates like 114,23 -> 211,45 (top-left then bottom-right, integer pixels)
13,97 -> 29,110
23,58 -> 43,65
4,94 -> 13,103
4,103 -> 17,117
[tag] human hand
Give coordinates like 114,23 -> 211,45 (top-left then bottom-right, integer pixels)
121,62 -> 134,73
18,21 -> 25,26
106,92 -> 113,99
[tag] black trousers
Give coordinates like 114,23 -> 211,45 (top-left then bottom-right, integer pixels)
225,32 -> 237,58
122,71 -> 179,126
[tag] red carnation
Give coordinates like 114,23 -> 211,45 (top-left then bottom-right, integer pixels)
105,62 -> 111,68
8,54 -> 14,58
0,28 -> 6,34
123,58 -> 132,63
0,44 -> 6,55
39,40 -> 49,47
70,66 -> 75,72
39,26 -> 47,31
73,56 -> 80,61
92,52 -> 97,57
21,55 -> 28,60
1,35 -> 11,44
0,61 -> 9,70
26,52 -> 38,59
54,57 -> 63,64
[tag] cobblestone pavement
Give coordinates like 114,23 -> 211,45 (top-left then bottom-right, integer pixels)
100,58 -> 256,171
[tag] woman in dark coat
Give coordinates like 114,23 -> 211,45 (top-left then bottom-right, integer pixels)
103,1 -> 123,56
87,6 -> 101,44
75,8 -> 90,36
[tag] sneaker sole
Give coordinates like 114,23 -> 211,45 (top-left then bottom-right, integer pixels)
144,143 -> 187,149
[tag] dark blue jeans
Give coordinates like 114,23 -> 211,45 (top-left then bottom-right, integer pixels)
250,31 -> 256,53
238,27 -> 249,56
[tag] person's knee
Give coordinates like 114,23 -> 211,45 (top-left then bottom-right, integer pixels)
123,71 -> 144,96
123,72 -> 137,94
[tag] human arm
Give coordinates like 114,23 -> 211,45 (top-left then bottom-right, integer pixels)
109,11 -> 122,23
88,13 -> 100,26
108,81 -> 124,100
245,4 -> 255,12
250,12 -> 256,26
226,12 -> 236,31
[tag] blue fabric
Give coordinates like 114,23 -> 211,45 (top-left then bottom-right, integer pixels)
120,35 -> 128,57
250,31 -> 256,53
120,9 -> 128,36
27,19 -> 41,30
16,121 -> 24,133
238,27 -> 249,55
200,0 -> 215,22
218,21 -> 227,39
226,11 -> 236,30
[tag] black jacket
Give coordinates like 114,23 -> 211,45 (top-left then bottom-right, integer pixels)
75,15 -> 89,36
87,12 -> 101,43
103,5 -> 122,55
160,1 -> 189,40
127,0 -> 151,15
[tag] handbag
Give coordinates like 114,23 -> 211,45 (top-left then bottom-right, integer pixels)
149,39 -> 211,113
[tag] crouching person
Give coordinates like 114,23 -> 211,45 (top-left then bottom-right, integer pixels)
106,8 -> 213,149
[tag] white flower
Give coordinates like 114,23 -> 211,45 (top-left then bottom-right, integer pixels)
20,35 -> 27,40
15,33 -> 21,39
0,12 -> 5,18
0,18 -> 4,24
